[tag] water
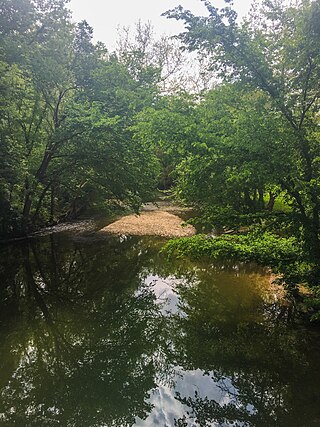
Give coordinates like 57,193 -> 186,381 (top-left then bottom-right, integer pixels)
0,232 -> 319,426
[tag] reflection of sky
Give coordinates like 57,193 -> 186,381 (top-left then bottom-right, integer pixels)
140,274 -> 185,315
135,368 -> 241,427
136,275 -> 245,427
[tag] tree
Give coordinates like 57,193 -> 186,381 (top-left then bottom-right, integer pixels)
0,0 -> 34,37
116,21 -> 185,93
116,20 -> 217,94
176,84 -> 292,217
165,0 -> 320,259
0,0 -> 160,236
134,83 -> 289,222
133,94 -> 198,189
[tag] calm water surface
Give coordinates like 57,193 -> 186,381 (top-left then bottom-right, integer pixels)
0,231 -> 319,426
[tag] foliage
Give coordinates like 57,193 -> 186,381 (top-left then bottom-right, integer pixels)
165,0 -> 320,260
132,94 -> 197,189
163,231 -> 299,267
175,85 -> 290,212
0,0 -> 160,237
133,82 -> 293,219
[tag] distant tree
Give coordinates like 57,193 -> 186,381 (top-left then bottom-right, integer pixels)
133,94 -> 198,189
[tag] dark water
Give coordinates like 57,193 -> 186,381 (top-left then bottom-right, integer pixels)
0,231 -> 320,427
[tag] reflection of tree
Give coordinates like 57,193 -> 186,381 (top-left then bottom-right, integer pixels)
1,236 -> 320,426
0,235 -> 170,426
172,276 -> 320,427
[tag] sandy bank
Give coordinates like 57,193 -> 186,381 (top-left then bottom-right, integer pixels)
100,210 -> 196,238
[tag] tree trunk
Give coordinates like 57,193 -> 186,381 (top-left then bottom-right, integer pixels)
32,182 -> 52,223
258,188 -> 265,211
22,187 -> 33,231
309,206 -> 320,261
50,185 -> 55,223
243,189 -> 253,212
267,191 -> 275,212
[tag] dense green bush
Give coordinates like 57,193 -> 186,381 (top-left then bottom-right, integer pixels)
163,232 -> 300,267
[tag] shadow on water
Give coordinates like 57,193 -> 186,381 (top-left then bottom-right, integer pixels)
0,234 -> 319,426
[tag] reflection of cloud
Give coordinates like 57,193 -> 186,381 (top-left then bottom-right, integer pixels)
135,368 -> 239,427
176,369 -> 229,403
141,274 -> 184,315
135,384 -> 183,427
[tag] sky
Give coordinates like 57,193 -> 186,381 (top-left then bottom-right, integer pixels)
69,0 -> 253,50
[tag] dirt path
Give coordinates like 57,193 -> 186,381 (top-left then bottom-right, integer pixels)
99,202 -> 196,238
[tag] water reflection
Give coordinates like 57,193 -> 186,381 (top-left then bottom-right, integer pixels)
171,274 -> 320,427
0,235 -> 319,426
0,236 -> 167,426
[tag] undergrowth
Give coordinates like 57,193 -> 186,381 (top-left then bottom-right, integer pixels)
163,232 -> 300,267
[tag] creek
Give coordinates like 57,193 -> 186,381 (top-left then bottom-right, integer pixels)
0,229 -> 319,426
